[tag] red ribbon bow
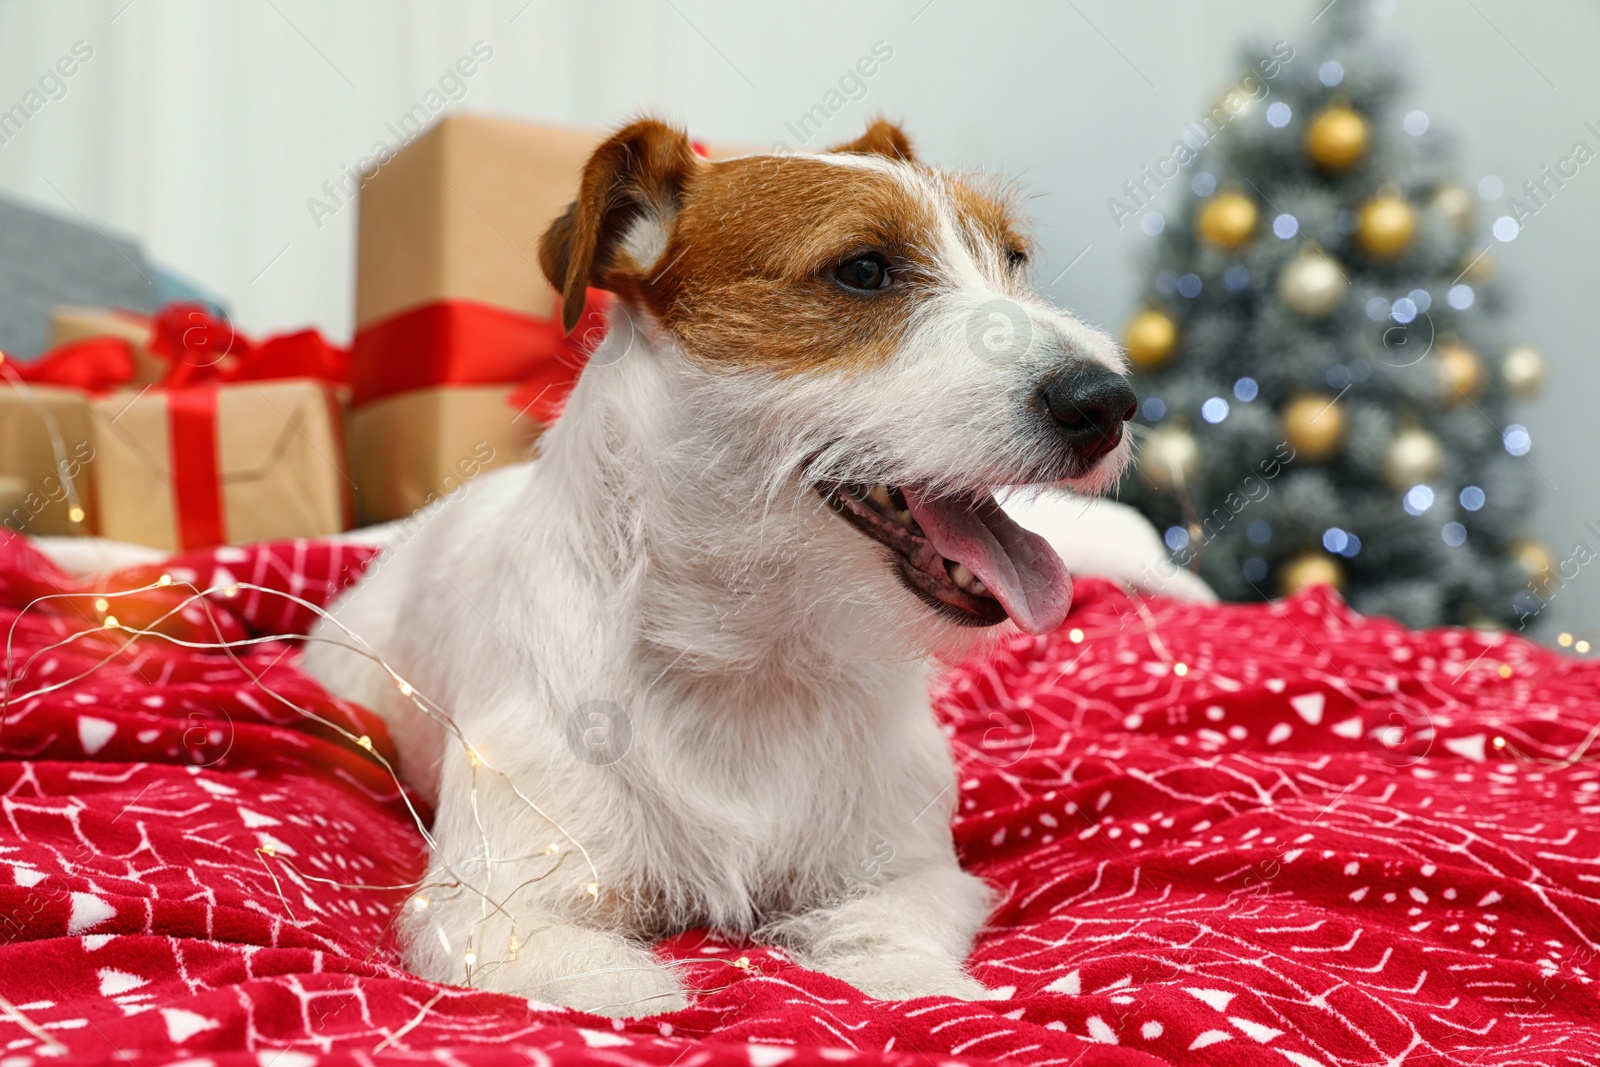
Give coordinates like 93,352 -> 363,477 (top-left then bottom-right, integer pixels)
7,336 -> 136,392
152,304 -> 349,387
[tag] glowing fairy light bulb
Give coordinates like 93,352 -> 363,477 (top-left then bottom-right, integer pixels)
544,842 -> 562,856
93,597 -> 109,614
260,844 -> 276,858
1579,640 -> 1593,655
1173,662 -> 1190,677
584,882 -> 600,897
463,950 -> 476,966
394,676 -> 415,697
223,584 -> 239,598
1492,737 -> 1506,750
158,574 -> 173,587
412,895 -> 430,911
102,615 -> 120,630
356,735 -> 373,751
68,506 -> 85,524
1560,632 -> 1574,647
1498,664 -> 1513,679
1068,628 -> 1085,643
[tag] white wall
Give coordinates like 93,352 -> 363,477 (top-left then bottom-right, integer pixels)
1,0 -> 1595,637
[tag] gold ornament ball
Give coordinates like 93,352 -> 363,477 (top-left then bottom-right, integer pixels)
1511,539 -> 1555,585
1431,184 -> 1474,234
1281,394 -> 1346,462
1382,427 -> 1445,489
1139,426 -> 1200,491
1280,552 -> 1345,595
1124,309 -> 1178,370
1357,193 -> 1417,260
1435,343 -> 1482,407
1197,192 -> 1258,249
1305,105 -> 1370,170
1502,345 -> 1547,399
1278,253 -> 1348,318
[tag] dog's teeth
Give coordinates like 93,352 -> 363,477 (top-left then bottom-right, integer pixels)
899,510 -> 921,533
867,485 -> 894,509
946,562 -> 987,595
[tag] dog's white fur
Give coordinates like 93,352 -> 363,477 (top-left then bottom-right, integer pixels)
292,141 -> 1157,1016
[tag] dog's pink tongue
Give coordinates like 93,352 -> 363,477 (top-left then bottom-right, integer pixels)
901,488 -> 1072,636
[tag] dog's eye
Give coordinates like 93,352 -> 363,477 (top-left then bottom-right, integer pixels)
1005,248 -> 1029,272
834,253 -> 892,292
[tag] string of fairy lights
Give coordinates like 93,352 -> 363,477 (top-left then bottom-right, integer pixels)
1,575 -> 756,1014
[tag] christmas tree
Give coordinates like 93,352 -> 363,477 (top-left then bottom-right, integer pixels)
1118,5 -> 1550,630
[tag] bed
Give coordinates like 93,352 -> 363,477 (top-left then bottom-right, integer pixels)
2,532 -> 1597,1066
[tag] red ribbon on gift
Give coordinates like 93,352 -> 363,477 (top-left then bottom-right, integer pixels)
349,292 -> 610,425
146,304 -> 351,549
7,336 -> 137,392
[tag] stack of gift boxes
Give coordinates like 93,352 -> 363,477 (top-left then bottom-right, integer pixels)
0,115 -> 636,550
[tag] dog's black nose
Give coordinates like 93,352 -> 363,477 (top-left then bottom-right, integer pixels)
1040,365 -> 1138,461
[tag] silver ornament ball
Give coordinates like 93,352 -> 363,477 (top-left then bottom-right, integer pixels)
1139,426 -> 1200,491
1279,254 -> 1348,318
1383,427 -> 1445,490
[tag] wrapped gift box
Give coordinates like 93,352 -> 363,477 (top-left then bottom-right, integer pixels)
349,115 -> 605,524
90,378 -> 350,551
0,374 -> 97,536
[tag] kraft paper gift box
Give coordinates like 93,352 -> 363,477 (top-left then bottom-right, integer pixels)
89,379 -> 351,551
50,305 -> 169,385
349,114 -> 605,524
0,378 -> 97,536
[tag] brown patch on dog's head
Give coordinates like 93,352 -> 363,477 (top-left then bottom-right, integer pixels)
544,118 -> 1030,375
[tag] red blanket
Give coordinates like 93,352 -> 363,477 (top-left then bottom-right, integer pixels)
2,534 -> 1599,1067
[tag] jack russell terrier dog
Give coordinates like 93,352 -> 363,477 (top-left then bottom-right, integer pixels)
303,117 -> 1140,1016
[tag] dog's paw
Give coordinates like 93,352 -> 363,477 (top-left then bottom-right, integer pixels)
816,952 -> 989,1002
520,940 -> 687,1018
432,925 -> 688,1018
535,962 -> 689,1018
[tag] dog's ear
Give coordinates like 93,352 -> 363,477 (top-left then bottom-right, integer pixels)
827,120 -> 915,163
539,119 -> 702,333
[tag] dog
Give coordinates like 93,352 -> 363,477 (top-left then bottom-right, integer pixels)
302,117 -> 1138,1016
